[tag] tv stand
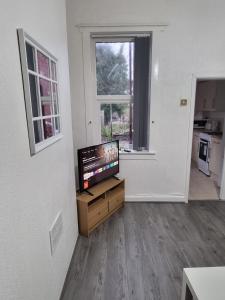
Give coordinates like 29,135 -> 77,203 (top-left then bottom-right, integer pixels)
77,177 -> 125,237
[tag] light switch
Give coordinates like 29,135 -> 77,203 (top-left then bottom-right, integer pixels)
180,99 -> 188,106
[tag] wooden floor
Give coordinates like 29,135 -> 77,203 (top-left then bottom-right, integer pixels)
60,202 -> 225,300
189,162 -> 220,200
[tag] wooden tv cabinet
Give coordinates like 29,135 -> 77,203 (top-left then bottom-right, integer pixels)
77,177 -> 125,237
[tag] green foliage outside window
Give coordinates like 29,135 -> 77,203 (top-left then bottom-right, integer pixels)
96,42 -> 132,148
96,44 -> 129,95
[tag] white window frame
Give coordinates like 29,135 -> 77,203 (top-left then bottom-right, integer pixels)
94,36 -> 134,101
93,37 -> 134,147
79,24 -> 168,155
18,28 -> 62,156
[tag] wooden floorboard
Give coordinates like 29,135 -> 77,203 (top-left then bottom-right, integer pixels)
60,201 -> 225,300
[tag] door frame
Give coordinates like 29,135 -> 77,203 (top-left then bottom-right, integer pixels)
185,73 -> 225,202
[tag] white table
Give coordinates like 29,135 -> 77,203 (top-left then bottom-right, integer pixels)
181,267 -> 225,300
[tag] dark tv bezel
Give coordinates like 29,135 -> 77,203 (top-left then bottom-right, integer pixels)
77,140 -> 120,192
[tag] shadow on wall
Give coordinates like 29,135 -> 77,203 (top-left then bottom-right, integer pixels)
75,165 -> 79,191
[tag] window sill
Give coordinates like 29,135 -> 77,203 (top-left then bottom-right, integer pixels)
34,134 -> 63,155
119,149 -> 156,160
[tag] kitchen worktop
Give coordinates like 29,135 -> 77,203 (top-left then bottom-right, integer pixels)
193,128 -> 223,140
192,129 -> 223,187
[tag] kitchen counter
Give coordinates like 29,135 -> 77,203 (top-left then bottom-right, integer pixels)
192,129 -> 223,186
193,129 -> 223,140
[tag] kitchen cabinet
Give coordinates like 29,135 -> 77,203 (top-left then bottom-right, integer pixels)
195,80 -> 225,112
209,137 -> 223,186
214,80 -> 225,112
192,130 -> 224,186
195,81 -> 217,112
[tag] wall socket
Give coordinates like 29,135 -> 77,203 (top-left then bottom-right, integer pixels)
49,212 -> 63,256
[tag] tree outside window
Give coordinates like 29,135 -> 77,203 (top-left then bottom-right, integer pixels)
96,41 -> 134,149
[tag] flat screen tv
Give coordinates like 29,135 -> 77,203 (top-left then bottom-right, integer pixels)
78,140 -> 119,192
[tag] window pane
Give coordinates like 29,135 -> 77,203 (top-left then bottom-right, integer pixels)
43,118 -> 54,139
33,120 -> 43,144
96,42 -> 134,95
54,117 -> 60,134
26,43 -> 36,71
29,74 -> 40,117
101,103 -> 112,142
52,83 -> 59,114
37,51 -> 50,78
39,78 -> 52,116
51,61 -> 57,80
101,103 -> 132,149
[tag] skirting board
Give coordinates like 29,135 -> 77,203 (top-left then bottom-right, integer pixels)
125,194 -> 187,202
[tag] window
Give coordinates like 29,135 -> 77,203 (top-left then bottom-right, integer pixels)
94,36 -> 151,151
95,40 -> 134,149
17,29 -> 61,155
101,103 -> 132,149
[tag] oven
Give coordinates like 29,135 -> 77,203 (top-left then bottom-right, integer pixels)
198,133 -> 211,176
199,139 -> 209,161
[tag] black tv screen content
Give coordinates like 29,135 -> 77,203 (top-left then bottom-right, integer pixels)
78,141 -> 119,192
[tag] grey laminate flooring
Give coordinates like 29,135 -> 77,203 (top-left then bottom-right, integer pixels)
189,162 -> 219,200
60,202 -> 225,300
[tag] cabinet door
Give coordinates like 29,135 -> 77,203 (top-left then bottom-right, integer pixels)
209,140 -> 222,176
206,81 -> 216,111
195,82 -> 204,111
215,81 -> 225,112
195,81 -> 216,111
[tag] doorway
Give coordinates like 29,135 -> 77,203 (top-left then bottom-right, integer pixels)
188,77 -> 225,200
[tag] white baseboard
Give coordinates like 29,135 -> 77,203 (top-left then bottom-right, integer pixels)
125,194 -> 187,202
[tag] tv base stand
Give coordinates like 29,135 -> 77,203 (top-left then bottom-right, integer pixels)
77,177 -> 125,237
113,175 -> 121,180
83,189 -> 94,196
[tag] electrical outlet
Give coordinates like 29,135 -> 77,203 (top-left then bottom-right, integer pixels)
49,212 -> 63,255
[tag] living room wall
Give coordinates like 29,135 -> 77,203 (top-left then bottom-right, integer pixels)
0,0 -> 78,299
66,0 -> 225,201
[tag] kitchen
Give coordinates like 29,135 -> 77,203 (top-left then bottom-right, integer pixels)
189,79 -> 225,200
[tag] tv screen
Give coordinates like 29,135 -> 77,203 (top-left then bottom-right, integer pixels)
78,140 -> 119,192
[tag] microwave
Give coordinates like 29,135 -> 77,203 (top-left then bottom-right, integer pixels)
194,119 -> 207,129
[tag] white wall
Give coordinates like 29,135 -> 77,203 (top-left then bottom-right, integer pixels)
0,1 -> 78,300
66,0 -> 225,201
